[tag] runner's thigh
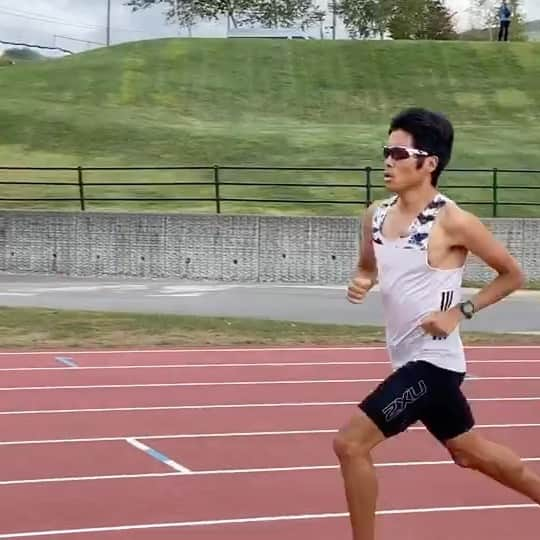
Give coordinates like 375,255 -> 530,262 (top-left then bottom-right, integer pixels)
359,361 -> 432,439
419,366 -> 475,443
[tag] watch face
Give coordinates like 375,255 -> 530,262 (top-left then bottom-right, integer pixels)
462,302 -> 474,316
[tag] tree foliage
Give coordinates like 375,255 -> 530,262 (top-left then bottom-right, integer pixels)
125,0 -> 324,30
125,0 -> 199,28
387,0 -> 457,40
507,0 -> 528,40
338,0 -> 457,40
244,0 -> 324,28
337,0 -> 394,39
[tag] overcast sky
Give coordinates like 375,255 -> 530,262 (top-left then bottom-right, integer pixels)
0,1 -> 538,55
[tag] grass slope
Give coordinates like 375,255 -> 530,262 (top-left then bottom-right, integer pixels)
0,38 -> 539,216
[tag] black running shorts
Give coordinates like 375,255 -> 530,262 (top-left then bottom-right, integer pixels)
359,360 -> 475,442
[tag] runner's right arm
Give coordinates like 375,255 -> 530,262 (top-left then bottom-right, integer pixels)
347,203 -> 379,304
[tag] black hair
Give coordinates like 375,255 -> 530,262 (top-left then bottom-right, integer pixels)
388,107 -> 454,186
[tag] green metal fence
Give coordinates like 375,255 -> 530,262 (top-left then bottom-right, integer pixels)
0,165 -> 539,217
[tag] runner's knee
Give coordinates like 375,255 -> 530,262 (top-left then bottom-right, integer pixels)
333,412 -> 384,461
448,445 -> 475,468
446,432 -> 520,474
446,432 -> 482,468
333,433 -> 367,460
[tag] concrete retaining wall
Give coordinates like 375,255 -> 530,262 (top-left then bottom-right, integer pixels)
0,212 -> 538,284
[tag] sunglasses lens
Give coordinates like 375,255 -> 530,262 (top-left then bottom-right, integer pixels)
383,146 -> 410,160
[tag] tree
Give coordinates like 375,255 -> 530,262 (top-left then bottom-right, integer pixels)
388,0 -> 457,40
125,0 -> 199,31
338,0 -> 395,39
198,0 -> 256,29
125,0 -> 324,31
506,0 -> 528,40
124,0 -> 254,30
470,0 -> 495,30
243,0 -> 325,29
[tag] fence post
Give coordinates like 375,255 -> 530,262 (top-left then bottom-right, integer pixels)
213,165 -> 221,214
77,166 -> 85,211
365,167 -> 372,207
492,168 -> 498,218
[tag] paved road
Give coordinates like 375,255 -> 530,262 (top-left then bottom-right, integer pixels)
0,273 -> 538,334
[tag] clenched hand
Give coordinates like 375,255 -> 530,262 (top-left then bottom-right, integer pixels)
347,276 -> 373,304
421,308 -> 463,338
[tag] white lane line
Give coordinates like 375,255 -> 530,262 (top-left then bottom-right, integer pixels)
1,423 -> 540,446
0,347 -> 389,356
0,430 -> 336,447
2,396 -> 540,415
0,504 -> 537,538
0,379 -> 380,391
3,358 -> 540,371
0,362 -> 374,372
0,344 -> 538,356
1,375 -> 540,391
125,438 -> 191,473
2,456 -> 540,486
0,379 -> 381,391
145,293 -> 206,297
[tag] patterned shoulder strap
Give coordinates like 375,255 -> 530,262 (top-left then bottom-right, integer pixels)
371,195 -> 397,245
406,193 -> 448,250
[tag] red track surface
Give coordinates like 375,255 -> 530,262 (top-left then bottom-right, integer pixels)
0,345 -> 539,538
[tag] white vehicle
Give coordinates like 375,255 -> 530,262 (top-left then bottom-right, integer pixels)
227,27 -> 315,40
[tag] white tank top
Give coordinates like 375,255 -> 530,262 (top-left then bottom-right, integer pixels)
372,193 -> 466,373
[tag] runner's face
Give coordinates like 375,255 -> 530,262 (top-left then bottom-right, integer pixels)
384,130 -> 434,193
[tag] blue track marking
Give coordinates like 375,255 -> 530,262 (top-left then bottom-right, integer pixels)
126,437 -> 191,473
55,357 -> 78,367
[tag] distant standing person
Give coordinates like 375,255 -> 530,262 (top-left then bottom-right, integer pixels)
498,0 -> 511,41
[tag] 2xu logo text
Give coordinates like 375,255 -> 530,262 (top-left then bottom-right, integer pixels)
382,380 -> 428,421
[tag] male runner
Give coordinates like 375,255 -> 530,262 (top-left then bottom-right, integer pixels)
334,107 -> 540,540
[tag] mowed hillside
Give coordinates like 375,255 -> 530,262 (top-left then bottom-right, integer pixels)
0,38 -> 539,215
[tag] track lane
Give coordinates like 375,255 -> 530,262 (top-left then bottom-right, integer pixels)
0,464 -> 538,537
4,359 -> 540,386
150,426 -> 540,472
0,441 -> 170,481
24,507 -> 538,540
0,399 -> 539,442
0,348 -> 390,368
1,378 -> 540,412
1,425 -> 540,484
0,364 -> 393,386
0,345 -> 539,369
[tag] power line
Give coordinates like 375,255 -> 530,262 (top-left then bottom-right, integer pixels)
54,35 -> 106,47
0,4 -> 148,34
0,5 -> 105,31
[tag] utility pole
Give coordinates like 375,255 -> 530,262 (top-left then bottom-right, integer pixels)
332,0 -> 337,40
106,0 -> 111,46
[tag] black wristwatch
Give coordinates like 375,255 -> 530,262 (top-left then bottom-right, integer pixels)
459,300 -> 475,319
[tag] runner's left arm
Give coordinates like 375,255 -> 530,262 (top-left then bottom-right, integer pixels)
444,205 -> 525,314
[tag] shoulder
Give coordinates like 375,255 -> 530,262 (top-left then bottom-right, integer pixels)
367,195 -> 396,214
361,196 -> 395,222
437,198 -> 488,241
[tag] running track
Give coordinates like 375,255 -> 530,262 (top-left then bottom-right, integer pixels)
1,345 -> 540,539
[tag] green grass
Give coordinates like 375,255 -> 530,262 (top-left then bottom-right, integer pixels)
1,38 -> 540,216
0,306 -> 537,350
